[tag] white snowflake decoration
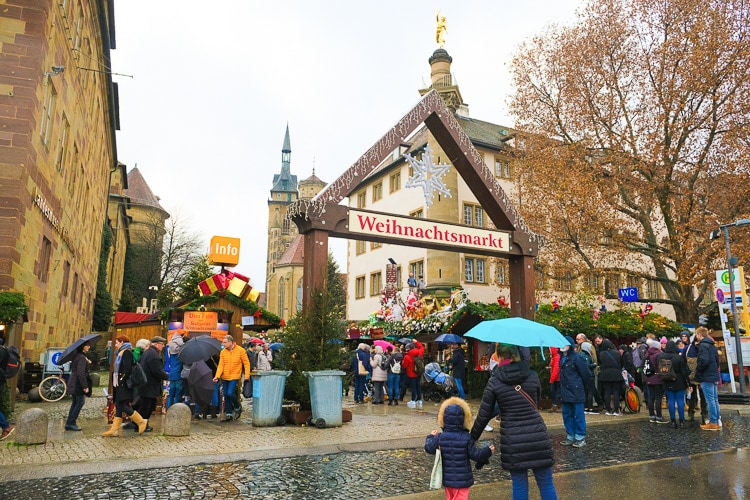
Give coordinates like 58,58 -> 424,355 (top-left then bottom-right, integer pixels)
403,144 -> 452,207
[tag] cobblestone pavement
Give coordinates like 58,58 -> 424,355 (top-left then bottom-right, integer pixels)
2,390 -> 749,499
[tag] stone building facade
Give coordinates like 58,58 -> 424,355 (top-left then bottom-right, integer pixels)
0,0 -> 119,362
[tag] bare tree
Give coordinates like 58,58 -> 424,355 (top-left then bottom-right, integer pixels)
508,0 -> 750,322
157,211 -> 205,305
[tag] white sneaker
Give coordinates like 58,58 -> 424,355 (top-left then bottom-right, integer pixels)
484,425 -> 493,432
407,401 -> 416,408
417,400 -> 423,409
719,417 -> 723,427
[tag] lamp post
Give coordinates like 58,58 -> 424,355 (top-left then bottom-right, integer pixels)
711,218 -> 750,395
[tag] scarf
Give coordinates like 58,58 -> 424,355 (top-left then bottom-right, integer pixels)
113,343 -> 132,388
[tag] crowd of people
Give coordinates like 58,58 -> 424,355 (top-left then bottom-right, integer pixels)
96,331 -> 277,436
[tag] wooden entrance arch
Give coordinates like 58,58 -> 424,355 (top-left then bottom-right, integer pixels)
287,90 -> 539,318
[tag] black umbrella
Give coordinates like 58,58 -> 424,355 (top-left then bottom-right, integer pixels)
58,333 -> 101,365
178,336 -> 222,364
397,337 -> 413,345
188,359 -> 215,409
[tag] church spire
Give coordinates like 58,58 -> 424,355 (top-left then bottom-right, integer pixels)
271,124 -> 298,194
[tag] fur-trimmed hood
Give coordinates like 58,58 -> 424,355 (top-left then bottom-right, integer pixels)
437,397 -> 473,431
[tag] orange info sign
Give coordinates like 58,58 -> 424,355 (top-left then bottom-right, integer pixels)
180,311 -> 229,340
208,235 -> 241,266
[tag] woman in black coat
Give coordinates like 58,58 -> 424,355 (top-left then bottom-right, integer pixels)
597,339 -> 623,415
470,344 -> 557,500
102,335 -> 149,436
447,343 -> 466,399
64,343 -> 91,431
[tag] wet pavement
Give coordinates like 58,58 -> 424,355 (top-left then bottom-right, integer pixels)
1,391 -> 750,499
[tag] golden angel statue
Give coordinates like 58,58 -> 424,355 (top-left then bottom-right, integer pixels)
436,11 -> 447,48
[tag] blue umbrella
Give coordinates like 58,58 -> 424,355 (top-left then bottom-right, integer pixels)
269,342 -> 284,351
464,317 -> 568,348
434,333 -> 464,344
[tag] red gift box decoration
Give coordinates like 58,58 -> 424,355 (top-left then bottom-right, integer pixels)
198,273 -> 229,296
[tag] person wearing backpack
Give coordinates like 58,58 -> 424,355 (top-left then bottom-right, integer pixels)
656,340 -> 690,428
370,345 -> 387,404
684,331 -> 708,424
644,338 -> 668,424
597,339 -> 623,416
386,346 -> 403,406
695,326 -> 721,431
402,340 -> 425,408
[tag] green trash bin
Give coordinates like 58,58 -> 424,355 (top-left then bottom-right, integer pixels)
251,370 -> 291,426
303,370 -> 346,428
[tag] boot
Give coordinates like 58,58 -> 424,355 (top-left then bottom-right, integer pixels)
670,419 -> 677,428
210,405 -> 218,419
102,417 -> 123,437
130,411 -> 148,434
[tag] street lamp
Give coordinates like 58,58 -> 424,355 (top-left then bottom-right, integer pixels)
710,218 -> 750,395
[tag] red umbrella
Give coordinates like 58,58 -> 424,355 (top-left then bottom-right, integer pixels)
249,337 -> 265,345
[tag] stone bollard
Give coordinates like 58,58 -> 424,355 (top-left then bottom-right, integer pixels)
163,403 -> 191,436
15,408 -> 48,445
89,372 -> 101,387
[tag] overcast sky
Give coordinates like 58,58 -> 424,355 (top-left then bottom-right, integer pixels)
111,0 -> 585,291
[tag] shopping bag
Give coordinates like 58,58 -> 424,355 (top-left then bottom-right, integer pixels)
429,448 -> 443,489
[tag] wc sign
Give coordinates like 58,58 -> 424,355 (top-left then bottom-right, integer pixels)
618,287 -> 639,302
209,236 -> 241,266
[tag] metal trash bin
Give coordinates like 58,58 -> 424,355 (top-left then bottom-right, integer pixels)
251,370 -> 291,426
303,370 -> 346,428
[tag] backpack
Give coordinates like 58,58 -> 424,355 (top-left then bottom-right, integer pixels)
643,356 -> 655,377
631,347 -> 642,369
127,361 -> 148,388
391,357 -> 402,374
379,354 -> 388,371
657,357 -> 677,382
413,356 -> 425,376
1,346 -> 20,379
579,350 -> 595,377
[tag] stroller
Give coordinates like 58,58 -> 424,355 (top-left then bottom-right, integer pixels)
619,370 -> 643,413
422,362 -> 456,402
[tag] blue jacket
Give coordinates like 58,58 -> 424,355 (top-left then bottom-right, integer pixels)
425,398 -> 492,489
559,349 -> 590,403
696,337 -> 720,383
352,348 -> 372,375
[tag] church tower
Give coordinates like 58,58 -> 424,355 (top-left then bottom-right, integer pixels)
266,125 -> 299,284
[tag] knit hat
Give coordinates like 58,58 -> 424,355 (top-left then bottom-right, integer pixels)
646,338 -> 661,349
358,343 -> 370,352
637,337 -> 647,344
660,336 -> 668,344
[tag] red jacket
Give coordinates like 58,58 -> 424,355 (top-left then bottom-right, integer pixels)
402,340 -> 425,378
549,347 -> 560,383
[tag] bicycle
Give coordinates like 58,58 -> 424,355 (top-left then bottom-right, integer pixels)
38,370 -> 68,402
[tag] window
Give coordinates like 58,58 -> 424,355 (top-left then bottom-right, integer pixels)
463,203 -> 484,227
370,272 -> 382,296
605,273 -> 620,296
496,261 -> 509,285
372,182 -> 383,202
464,258 -> 485,283
371,241 -> 382,250
282,216 -> 290,234
409,261 -> 424,281
396,266 -> 402,289
535,267 -> 546,290
556,272 -> 574,291
356,191 -> 366,208
296,279 -> 303,312
495,158 -> 512,179
389,172 -> 401,193
646,279 -> 662,299
584,272 -> 604,292
355,276 -> 366,299
62,261 -> 71,296
40,79 -> 56,145
74,1 -> 84,51
410,209 -> 423,218
57,115 -> 69,173
626,275 -> 640,289
38,236 -> 52,283
278,278 -> 286,317
356,240 -> 366,255
71,272 -> 79,303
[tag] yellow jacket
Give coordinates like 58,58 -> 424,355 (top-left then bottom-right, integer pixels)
215,345 -> 251,381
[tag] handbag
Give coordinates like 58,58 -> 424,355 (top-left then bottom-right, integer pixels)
242,378 -> 252,399
429,437 -> 443,490
514,384 -> 539,411
358,359 -> 368,376
127,362 -> 148,389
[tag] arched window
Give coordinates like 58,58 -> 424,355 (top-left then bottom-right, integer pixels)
278,278 -> 286,317
296,278 -> 303,312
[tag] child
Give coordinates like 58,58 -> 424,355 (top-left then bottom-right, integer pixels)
425,397 -> 494,500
